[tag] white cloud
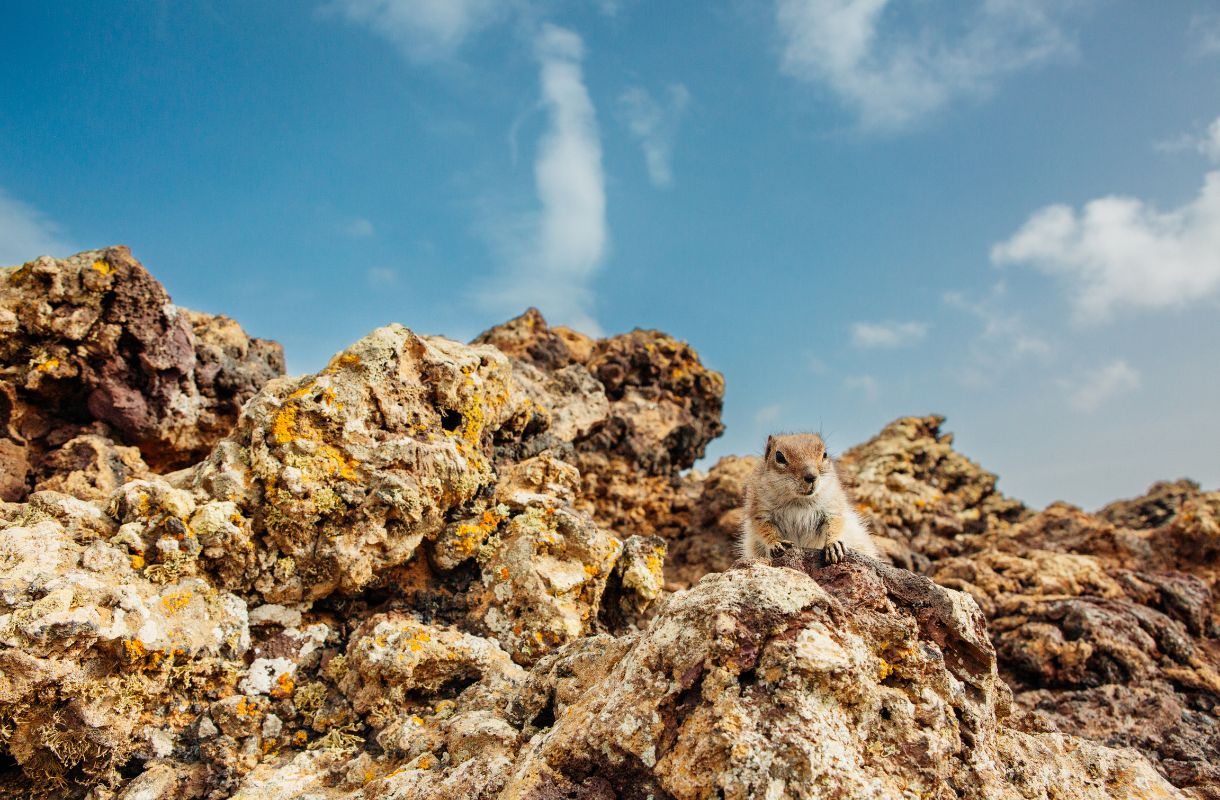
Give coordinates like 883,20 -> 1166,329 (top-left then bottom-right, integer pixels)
1156,117 -> 1220,162
367,266 -> 397,286
478,25 -> 607,334
1064,359 -> 1140,411
1201,118 -> 1220,162
991,166 -> 1220,323
943,288 -> 1051,388
850,320 -> 928,348
618,84 -> 690,187
843,374 -> 879,402
775,0 -> 1075,130
325,0 -> 506,61
344,218 -> 375,237
1190,12 -> 1220,56
0,188 -> 71,266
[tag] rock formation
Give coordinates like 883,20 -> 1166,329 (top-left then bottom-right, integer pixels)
0,251 -> 1214,799
0,247 -> 284,501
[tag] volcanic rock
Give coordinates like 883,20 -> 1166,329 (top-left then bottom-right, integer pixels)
0,247 -> 283,501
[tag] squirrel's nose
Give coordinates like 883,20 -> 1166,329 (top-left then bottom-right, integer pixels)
802,472 -> 816,486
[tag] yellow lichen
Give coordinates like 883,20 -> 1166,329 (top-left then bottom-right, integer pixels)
130,554 -> 145,570
91,259 -> 113,275
323,353 -> 361,374
34,357 -> 60,373
161,589 -> 192,614
272,403 -> 299,445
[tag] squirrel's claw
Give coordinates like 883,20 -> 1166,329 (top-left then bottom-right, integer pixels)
768,539 -> 793,557
823,540 -> 847,565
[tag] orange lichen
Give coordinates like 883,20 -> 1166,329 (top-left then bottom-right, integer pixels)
91,259 -> 114,275
123,639 -> 147,662
34,357 -> 60,373
235,697 -> 262,718
130,554 -> 145,570
451,509 -> 505,556
271,671 -> 295,700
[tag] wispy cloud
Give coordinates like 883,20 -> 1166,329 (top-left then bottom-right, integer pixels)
843,374 -> 879,402
1190,11 -> 1220,57
775,0 -> 1077,130
1154,117 -> 1220,162
478,25 -> 607,334
993,118 -> 1220,323
324,0 -> 507,62
618,84 -> 690,187
0,188 -> 71,266
943,287 -> 1051,388
343,217 -> 375,237
1063,359 -> 1141,411
850,320 -> 928,348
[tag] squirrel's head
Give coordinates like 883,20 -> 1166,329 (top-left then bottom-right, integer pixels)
762,433 -> 832,498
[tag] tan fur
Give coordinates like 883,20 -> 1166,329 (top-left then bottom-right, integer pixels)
738,433 -> 878,563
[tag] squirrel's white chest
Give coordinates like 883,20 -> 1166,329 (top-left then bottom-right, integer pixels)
771,501 -> 827,547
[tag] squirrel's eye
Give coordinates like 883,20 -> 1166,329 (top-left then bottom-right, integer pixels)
774,451 -> 787,465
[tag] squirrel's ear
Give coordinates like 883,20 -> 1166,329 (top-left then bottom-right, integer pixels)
765,435 -> 775,459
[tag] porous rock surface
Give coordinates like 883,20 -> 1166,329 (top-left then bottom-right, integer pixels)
0,247 -> 284,500
0,256 -> 1213,799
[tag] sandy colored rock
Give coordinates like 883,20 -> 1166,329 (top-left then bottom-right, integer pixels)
0,512 -> 248,793
664,455 -> 756,589
185,324 -> 517,603
468,503 -> 624,664
32,434 -> 151,501
839,415 -> 1028,564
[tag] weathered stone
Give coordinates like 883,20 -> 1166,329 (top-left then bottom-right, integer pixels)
839,414 -> 1029,564
0,247 -> 283,500
185,324 -> 517,603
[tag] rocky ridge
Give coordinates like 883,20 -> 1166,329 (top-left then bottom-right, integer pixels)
0,249 -> 1213,799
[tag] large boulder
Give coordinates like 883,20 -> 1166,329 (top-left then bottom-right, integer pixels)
0,247 -> 284,500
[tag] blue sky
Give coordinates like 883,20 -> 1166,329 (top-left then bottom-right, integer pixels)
3,1 -> 1219,509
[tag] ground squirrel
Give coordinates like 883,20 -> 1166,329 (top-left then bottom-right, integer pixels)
738,433 -> 879,563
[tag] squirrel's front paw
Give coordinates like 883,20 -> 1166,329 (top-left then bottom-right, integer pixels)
822,541 -> 847,564
768,539 -> 794,557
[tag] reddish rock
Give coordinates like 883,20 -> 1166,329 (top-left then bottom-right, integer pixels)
0,247 -> 283,500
